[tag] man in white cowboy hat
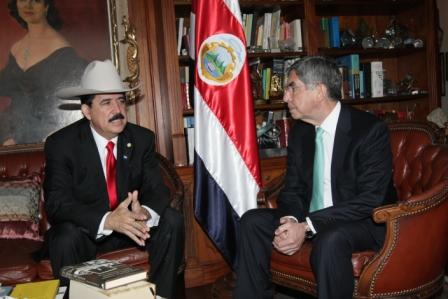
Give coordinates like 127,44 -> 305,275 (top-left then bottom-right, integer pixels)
38,60 -> 184,299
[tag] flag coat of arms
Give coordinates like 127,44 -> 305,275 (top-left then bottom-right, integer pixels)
192,0 -> 262,266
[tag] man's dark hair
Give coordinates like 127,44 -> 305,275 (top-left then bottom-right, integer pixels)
79,94 -> 96,107
8,0 -> 62,30
288,56 -> 342,101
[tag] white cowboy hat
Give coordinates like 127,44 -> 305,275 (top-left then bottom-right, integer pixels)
56,59 -> 138,99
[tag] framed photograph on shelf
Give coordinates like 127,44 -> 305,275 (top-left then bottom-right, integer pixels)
0,0 -> 132,151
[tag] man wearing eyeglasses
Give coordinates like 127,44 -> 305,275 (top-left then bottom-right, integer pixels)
234,56 -> 397,299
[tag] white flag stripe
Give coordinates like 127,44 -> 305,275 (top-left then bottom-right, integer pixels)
194,87 -> 259,216
223,0 -> 243,26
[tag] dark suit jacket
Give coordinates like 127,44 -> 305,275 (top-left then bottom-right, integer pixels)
277,104 -> 397,234
43,118 -> 170,240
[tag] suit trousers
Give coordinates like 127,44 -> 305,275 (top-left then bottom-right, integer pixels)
233,208 -> 384,299
45,207 -> 184,299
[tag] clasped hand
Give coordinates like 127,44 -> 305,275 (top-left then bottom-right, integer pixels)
104,190 -> 150,246
272,217 -> 307,256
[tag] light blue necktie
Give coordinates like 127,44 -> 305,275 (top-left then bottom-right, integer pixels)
310,127 -> 324,212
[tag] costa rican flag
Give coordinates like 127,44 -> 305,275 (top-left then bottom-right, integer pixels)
192,0 -> 262,266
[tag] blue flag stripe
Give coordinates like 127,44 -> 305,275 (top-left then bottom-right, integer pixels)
194,153 -> 240,267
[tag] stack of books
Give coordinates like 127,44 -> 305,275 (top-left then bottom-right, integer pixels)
61,259 -> 155,299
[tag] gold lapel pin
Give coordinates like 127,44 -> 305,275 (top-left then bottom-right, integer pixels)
127,143 -> 132,148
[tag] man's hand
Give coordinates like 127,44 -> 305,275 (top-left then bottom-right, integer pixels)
272,217 -> 307,256
130,190 -> 151,221
104,191 -> 150,246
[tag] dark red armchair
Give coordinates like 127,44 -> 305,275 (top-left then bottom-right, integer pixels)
264,122 -> 448,298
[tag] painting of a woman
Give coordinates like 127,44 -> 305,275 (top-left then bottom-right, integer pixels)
0,0 -> 110,146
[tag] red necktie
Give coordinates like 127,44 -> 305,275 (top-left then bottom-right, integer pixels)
106,141 -> 118,210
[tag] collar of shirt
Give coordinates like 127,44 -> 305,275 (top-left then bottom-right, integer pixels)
318,101 -> 341,136
90,126 -> 118,176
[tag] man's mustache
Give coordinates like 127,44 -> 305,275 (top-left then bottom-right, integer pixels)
109,113 -> 125,122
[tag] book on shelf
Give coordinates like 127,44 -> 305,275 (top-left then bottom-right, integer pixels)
269,9 -> 281,51
262,67 -> 272,100
61,259 -> 148,290
321,17 -> 330,48
338,65 -> 349,99
336,54 -> 360,99
180,66 -> 192,110
176,17 -> 184,55
329,16 -> 340,48
360,62 -> 372,98
69,279 -> 155,299
262,12 -> 272,50
371,61 -> 384,98
290,19 -> 303,51
184,116 -> 195,166
10,279 -> 60,299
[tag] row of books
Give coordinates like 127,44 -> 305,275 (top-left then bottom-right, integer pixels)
321,17 -> 341,48
176,12 -> 303,56
249,57 -> 300,101
242,10 -> 303,52
180,54 -> 388,115
337,54 -> 384,99
180,56 -> 302,110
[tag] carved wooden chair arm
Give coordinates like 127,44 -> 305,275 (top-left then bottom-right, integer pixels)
356,182 -> 448,297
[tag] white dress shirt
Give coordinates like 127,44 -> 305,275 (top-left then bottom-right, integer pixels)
89,126 -> 160,238
286,102 -> 341,233
305,101 -> 340,232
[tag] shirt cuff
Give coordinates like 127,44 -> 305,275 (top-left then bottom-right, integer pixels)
143,206 -> 160,227
97,212 -> 113,239
305,217 -> 317,234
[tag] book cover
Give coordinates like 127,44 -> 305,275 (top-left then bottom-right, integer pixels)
270,9 -> 281,51
338,65 -> 349,99
176,17 -> 184,55
69,279 -> 155,299
0,285 -> 13,296
185,127 -> 195,166
321,17 -> 330,48
360,62 -> 372,98
329,16 -> 340,48
262,12 -> 272,50
371,61 -> 384,98
290,19 -> 303,51
10,279 -> 60,299
61,259 -> 148,290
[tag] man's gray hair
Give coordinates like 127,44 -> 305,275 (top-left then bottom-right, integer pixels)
288,56 -> 342,101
